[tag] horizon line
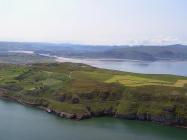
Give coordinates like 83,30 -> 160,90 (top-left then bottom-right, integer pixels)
0,40 -> 186,47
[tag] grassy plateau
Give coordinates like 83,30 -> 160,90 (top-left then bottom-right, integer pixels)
0,62 -> 187,127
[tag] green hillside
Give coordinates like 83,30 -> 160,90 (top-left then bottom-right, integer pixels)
0,63 -> 187,127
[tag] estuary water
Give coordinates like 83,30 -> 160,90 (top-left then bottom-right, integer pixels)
55,56 -> 187,76
10,51 -> 187,76
0,99 -> 187,140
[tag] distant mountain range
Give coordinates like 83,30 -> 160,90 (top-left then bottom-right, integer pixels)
0,41 -> 187,61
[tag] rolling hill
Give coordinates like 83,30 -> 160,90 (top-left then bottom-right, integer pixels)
0,62 -> 187,127
1,42 -> 187,62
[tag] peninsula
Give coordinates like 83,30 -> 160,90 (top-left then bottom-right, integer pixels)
0,62 -> 187,127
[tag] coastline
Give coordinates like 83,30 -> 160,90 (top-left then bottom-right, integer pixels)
1,93 -> 187,129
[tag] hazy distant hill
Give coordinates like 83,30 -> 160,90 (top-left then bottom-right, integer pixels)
101,44 -> 187,61
0,42 -> 187,61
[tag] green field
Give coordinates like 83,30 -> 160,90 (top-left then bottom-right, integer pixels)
0,62 -> 187,126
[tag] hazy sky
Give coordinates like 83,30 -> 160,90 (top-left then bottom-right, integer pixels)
0,0 -> 186,45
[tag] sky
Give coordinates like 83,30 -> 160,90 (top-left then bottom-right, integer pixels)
0,0 -> 186,45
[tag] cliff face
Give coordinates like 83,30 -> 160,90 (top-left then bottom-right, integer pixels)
1,87 -> 187,127
0,63 -> 187,127
115,112 -> 187,126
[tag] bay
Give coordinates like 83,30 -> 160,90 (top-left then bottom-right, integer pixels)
0,99 -> 187,140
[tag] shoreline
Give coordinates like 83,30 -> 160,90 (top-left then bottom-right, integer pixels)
1,94 -> 187,129
11,51 -> 187,63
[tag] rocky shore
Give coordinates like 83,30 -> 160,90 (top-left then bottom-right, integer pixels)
0,91 -> 187,129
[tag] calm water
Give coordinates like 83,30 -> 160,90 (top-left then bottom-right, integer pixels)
10,51 -> 187,76
11,51 -> 186,76
55,56 -> 187,76
0,99 -> 187,140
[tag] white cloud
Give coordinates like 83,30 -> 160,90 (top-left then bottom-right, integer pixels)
150,36 -> 180,45
125,36 -> 181,46
112,36 -> 181,46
